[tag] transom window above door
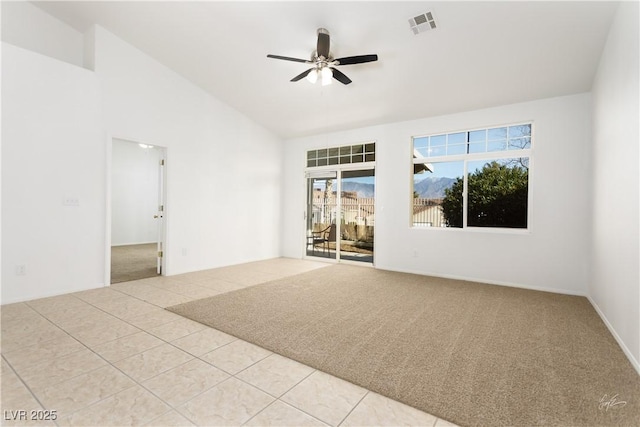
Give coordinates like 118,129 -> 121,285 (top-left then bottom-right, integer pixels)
307,142 -> 375,167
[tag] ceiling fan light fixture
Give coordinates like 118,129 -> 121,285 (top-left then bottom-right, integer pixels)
321,67 -> 333,86
306,68 -> 319,84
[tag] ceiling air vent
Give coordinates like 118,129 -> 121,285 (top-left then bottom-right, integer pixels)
409,11 -> 437,35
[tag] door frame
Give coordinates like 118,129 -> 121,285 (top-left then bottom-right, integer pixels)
303,162 -> 376,266
105,135 -> 168,286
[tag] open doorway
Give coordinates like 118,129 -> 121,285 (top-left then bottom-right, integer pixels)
111,139 -> 166,284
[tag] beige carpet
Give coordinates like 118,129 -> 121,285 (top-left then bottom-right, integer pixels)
111,243 -> 158,284
167,264 -> 640,426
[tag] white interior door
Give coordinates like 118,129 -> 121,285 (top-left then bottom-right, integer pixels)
156,156 -> 165,274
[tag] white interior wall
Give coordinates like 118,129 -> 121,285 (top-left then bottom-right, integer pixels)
590,1 -> 640,372
2,4 -> 637,380
0,1 -> 84,67
2,17 -> 282,302
1,43 -> 104,303
283,94 -> 592,295
111,139 -> 161,246
93,26 -> 283,275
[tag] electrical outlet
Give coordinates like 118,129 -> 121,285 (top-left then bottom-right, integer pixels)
63,197 -> 80,206
15,265 -> 26,276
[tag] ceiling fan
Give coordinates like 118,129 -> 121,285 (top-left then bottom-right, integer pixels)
267,28 -> 378,86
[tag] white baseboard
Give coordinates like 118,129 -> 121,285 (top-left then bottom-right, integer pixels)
375,264 -> 587,297
377,264 -> 639,375
587,296 -> 640,376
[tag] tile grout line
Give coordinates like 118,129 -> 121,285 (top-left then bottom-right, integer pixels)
240,399 -> 281,426
238,396 -> 330,427
230,357 -> 317,401
272,399 -> 331,427
50,267 -> 287,425
93,323 -> 249,424
4,261 -> 403,427
6,301 -> 232,426
163,375 -> 239,426
57,322 -> 222,423
7,294 -> 196,425
230,361 -> 358,427
1,353 -> 60,427
51,339 -> 195,424
136,328 -> 318,424
3,303 -> 127,394
130,265 -> 372,425
8,283 -> 291,425
337,390 -> 369,427
12,320 -> 154,423
142,345 -> 264,421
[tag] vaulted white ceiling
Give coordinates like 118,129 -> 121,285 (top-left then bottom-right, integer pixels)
34,1 -> 618,139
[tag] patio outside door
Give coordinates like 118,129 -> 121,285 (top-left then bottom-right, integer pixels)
305,168 -> 374,264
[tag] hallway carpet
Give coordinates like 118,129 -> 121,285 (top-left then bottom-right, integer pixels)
111,243 -> 158,284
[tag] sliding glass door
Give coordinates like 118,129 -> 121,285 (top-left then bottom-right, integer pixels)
305,168 -> 375,264
306,173 -> 337,260
338,169 -> 375,263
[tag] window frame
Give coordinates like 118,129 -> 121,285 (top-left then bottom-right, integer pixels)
307,142 -> 376,168
411,122 -> 533,232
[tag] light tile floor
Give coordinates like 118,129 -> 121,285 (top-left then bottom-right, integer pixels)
1,258 -> 458,427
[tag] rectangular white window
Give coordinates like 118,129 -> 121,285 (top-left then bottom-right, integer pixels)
412,124 -> 531,229
307,143 -> 375,167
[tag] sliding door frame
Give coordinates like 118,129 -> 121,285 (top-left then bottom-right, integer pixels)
303,161 -> 376,266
